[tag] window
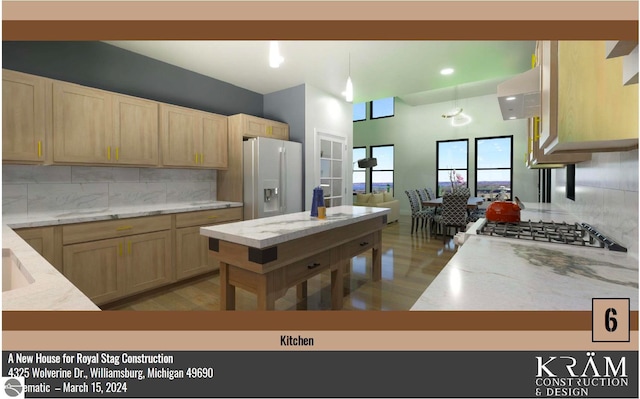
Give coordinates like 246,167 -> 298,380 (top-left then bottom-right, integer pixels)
475,136 -> 513,201
353,147 -> 366,194
370,97 -> 394,119
437,139 -> 468,197
370,145 -> 394,195
353,102 -> 366,122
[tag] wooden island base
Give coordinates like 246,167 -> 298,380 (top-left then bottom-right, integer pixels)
209,215 -> 385,310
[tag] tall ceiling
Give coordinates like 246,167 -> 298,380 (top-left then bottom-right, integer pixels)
105,40 -> 536,105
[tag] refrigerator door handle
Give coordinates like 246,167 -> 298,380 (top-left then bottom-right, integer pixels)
278,147 -> 287,214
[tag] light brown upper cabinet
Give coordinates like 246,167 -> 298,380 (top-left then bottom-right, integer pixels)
53,80 -> 159,166
526,116 -> 591,169
160,103 -> 228,169
112,94 -> 159,166
201,113 -> 228,168
53,81 -> 113,164
3,70 -> 49,163
231,113 -> 289,140
539,41 -> 638,154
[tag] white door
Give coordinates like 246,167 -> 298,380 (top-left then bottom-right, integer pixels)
316,131 -> 347,208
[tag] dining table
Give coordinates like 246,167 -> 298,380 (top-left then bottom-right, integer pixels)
422,196 -> 485,209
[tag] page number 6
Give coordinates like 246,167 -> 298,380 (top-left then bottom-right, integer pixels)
605,307 -> 617,332
592,298 -> 630,342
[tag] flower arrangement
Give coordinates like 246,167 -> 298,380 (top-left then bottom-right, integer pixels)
449,169 -> 466,192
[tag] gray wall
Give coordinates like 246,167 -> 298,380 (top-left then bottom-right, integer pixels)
264,84 -> 307,206
551,150 -> 639,259
354,94 -> 538,216
2,41 -> 263,117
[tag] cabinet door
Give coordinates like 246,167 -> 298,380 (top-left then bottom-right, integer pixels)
270,123 -> 289,140
538,41 -> 557,150
160,104 -> 201,167
63,237 -> 125,305
243,115 -> 268,137
2,70 -> 47,162
15,227 -> 56,269
125,230 -> 173,295
175,226 -> 218,280
113,94 -> 159,166
53,82 -> 113,164
201,113 -> 228,168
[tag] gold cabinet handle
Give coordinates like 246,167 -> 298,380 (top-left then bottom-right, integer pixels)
116,225 -> 133,231
37,141 -> 42,158
195,153 -> 198,164
128,241 -> 132,255
116,147 -> 119,161
119,243 -> 123,256
107,146 -> 111,160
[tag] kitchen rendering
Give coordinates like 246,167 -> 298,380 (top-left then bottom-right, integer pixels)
2,40 -> 638,312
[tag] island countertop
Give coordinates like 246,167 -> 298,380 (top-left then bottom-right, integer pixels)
200,205 -> 390,249
411,202 -> 639,311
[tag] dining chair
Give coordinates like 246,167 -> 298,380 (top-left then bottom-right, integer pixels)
433,191 -> 469,242
404,190 -> 432,235
416,188 -> 437,229
426,188 -> 436,201
457,186 -> 471,197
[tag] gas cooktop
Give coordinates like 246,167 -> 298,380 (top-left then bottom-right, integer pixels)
476,220 -> 628,252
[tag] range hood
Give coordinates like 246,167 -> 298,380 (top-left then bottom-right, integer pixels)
497,66 -> 540,120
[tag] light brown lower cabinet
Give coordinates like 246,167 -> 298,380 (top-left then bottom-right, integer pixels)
175,207 -> 242,280
14,226 -> 60,271
175,226 -> 218,280
62,230 -> 172,306
63,237 -> 125,305
24,208 -> 242,306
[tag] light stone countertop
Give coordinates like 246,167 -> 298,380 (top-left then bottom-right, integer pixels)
2,201 -> 243,229
2,201 -> 243,310
2,225 -> 99,310
200,205 -> 390,249
412,202 -> 639,311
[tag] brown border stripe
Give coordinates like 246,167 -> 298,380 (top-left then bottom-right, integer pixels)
3,311 -> 639,331
3,20 -> 638,40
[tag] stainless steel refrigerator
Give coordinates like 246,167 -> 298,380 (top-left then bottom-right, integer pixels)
243,137 -> 303,220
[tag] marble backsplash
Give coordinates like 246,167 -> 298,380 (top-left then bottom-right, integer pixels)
2,165 -> 217,215
552,149 -> 639,259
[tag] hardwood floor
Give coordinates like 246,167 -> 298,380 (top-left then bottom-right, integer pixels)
103,215 -> 459,311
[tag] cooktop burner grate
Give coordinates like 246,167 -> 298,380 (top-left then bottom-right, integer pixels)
476,220 -> 627,252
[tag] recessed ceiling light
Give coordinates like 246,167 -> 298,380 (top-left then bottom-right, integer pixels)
440,68 -> 454,75
508,116 -> 516,120
506,96 -> 516,101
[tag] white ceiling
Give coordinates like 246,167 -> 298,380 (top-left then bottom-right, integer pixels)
105,40 -> 536,105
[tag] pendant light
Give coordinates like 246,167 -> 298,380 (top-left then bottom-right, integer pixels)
342,53 -> 353,103
269,41 -> 284,68
442,85 -> 471,126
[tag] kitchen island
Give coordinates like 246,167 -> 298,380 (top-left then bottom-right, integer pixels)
200,205 -> 390,310
412,202 -> 638,311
